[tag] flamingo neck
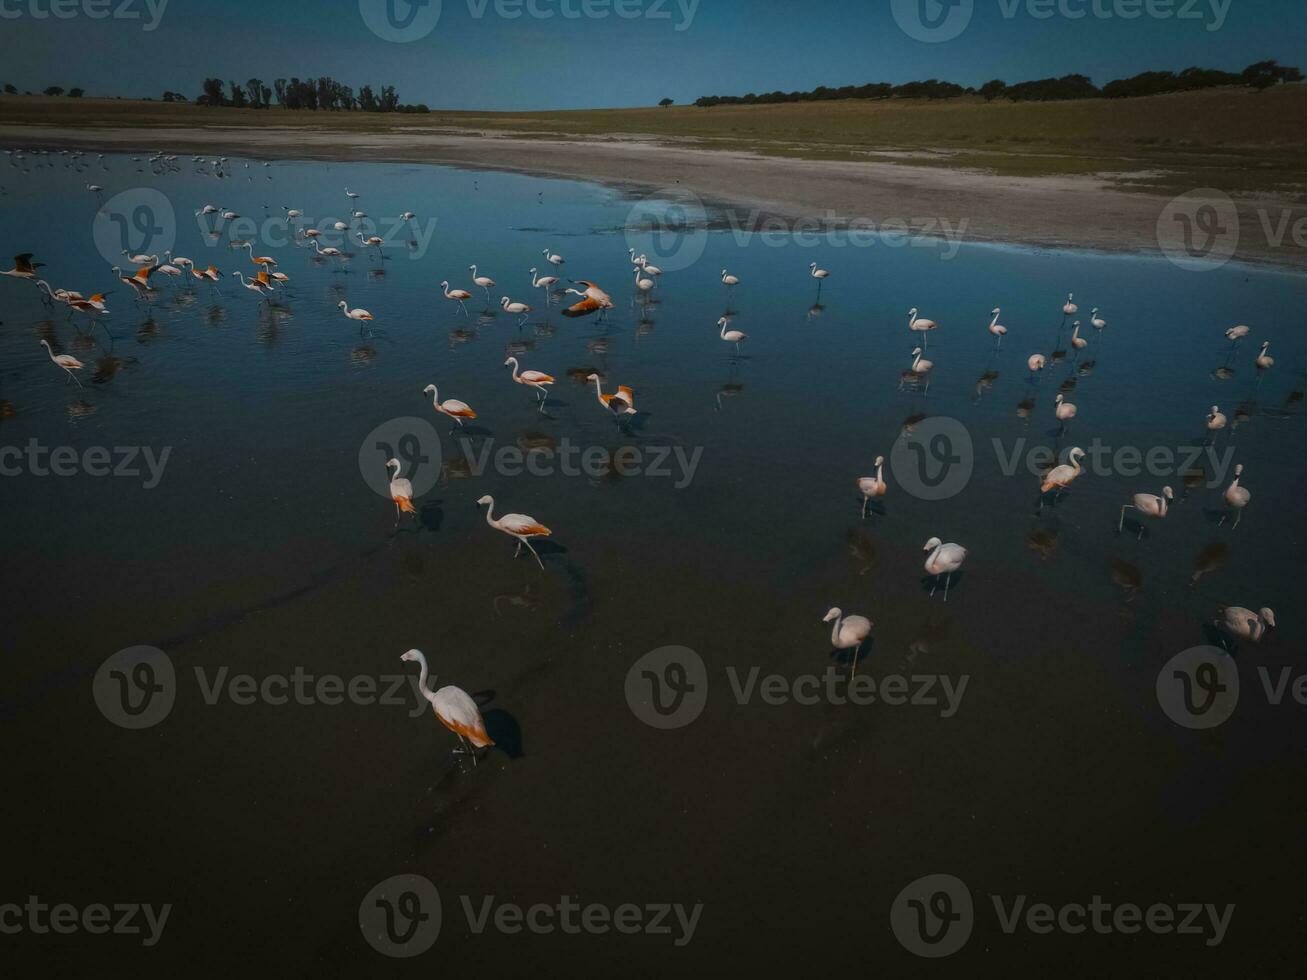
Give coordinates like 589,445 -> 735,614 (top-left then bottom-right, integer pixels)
830,615 -> 843,647
429,387 -> 439,407
482,500 -> 496,525
990,312 -> 999,328
413,652 -> 437,702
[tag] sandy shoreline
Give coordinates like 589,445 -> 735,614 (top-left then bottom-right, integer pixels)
4,123 -> 1303,271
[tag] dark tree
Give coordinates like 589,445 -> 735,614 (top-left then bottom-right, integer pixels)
659,98 -> 674,107
358,84 -> 378,112
273,78 -> 287,107
228,81 -> 248,108
43,86 -> 65,96
1242,59 -> 1304,90
67,87 -> 84,97
3,84 -> 15,94
200,77 -> 225,106
979,79 -> 1007,102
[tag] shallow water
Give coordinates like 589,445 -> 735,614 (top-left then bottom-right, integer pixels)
2,152 -> 1305,974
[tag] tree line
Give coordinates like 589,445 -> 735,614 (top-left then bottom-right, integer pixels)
195,77 -> 429,113
0,85 -> 84,97
692,60 -> 1303,107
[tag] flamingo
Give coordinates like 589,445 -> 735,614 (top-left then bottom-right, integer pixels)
261,264 -> 290,285
1040,446 -> 1086,506
1225,324 -> 1250,345
633,267 -> 655,297
721,269 -> 740,289
718,316 -> 747,353
636,254 -> 662,277
501,296 -> 533,325
1027,353 -> 1047,378
386,458 -> 417,522
529,267 -> 559,303
1090,308 -> 1106,330
357,232 -> 385,258
822,608 -> 872,674
2,253 -> 44,280
561,280 -> 615,318
235,242 -> 275,268
338,300 -> 373,323
122,250 -> 158,266
908,308 -> 938,345
1214,606 -> 1276,647
809,262 -> 830,290
399,649 -> 495,764
1054,393 -> 1077,430
477,495 -> 552,569
39,339 -> 85,386
312,240 -> 343,258
195,204 -> 220,216
399,211 -> 417,221
586,374 -> 636,417
1118,486 -> 1173,537
469,265 -> 496,302
910,347 -> 933,375
1206,405 -> 1227,432
1062,293 -> 1078,316
1256,342 -> 1274,370
543,248 -> 565,267
1221,463 -> 1251,526
856,456 -> 887,519
423,384 -> 477,428
283,206 -> 303,219
112,265 -> 157,300
441,281 -> 473,314
345,188 -> 360,200
231,271 -> 273,302
165,251 -> 193,271
504,356 -> 555,410
191,264 -> 222,288
1070,322 -> 1087,352
988,308 -> 1008,347
923,537 -> 968,600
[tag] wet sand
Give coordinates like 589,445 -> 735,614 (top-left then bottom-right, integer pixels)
4,123 -> 1304,270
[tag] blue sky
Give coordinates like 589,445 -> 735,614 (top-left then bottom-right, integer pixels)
1,0 -> 1304,109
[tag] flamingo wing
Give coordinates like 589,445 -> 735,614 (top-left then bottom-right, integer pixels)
520,371 -> 554,384
500,514 -> 551,536
442,400 -> 477,418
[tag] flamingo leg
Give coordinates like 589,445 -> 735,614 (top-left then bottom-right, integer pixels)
1233,509 -> 1242,528
861,496 -> 869,519
944,573 -> 952,602
1119,505 -> 1134,532
523,538 -> 545,570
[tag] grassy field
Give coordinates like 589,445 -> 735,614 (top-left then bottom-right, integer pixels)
3,86 -> 1306,195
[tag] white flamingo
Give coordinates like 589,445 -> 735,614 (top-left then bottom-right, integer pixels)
1221,464 -> 1251,527
477,495 -> 552,569
717,316 -> 747,353
923,538 -> 968,601
504,356 -> 554,411
1214,606 -> 1276,647
39,339 -> 84,386
470,265 -> 496,302
988,308 -> 1008,347
441,280 -> 473,314
822,607 -> 872,674
856,456 -> 887,519
399,649 -> 495,764
1119,486 -> 1173,537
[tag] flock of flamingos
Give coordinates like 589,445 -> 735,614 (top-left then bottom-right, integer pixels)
0,147 -> 1283,763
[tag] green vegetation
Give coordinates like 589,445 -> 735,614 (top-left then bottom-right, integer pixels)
693,60 -> 1303,106
3,85 -> 1305,197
